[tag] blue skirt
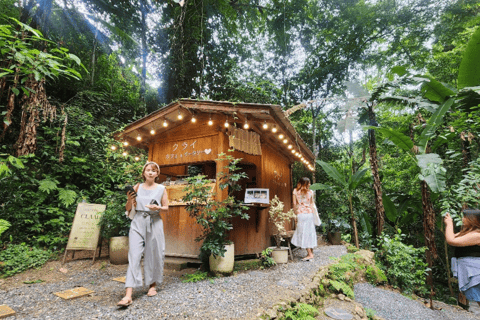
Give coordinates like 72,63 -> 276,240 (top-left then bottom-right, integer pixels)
464,283 -> 480,302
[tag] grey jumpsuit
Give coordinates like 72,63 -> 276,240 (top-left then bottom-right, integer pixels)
125,183 -> 166,288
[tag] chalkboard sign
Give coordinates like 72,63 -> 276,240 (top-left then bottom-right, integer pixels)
63,203 -> 106,263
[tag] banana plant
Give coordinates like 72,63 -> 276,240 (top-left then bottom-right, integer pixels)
311,159 -> 370,248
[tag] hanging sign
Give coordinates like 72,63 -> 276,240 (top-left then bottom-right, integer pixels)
157,135 -> 218,165
66,203 -> 106,250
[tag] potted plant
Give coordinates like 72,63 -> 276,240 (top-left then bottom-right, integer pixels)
183,153 -> 249,273
268,195 -> 295,263
327,216 -> 351,245
98,190 -> 131,264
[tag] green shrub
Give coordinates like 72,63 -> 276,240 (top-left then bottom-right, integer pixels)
365,265 -> 387,285
282,303 -> 319,320
376,229 -> 429,295
0,243 -> 52,277
259,248 -> 276,268
0,219 -> 10,238
181,271 -> 209,283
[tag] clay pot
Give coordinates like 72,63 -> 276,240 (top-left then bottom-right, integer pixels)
209,243 -> 235,273
328,231 -> 342,245
270,246 -> 289,264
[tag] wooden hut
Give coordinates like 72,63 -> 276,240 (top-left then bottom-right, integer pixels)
116,99 -> 315,259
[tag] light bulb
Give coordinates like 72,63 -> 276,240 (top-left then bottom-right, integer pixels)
163,119 -> 168,127
272,126 -> 277,133
122,152 -> 128,156
150,129 -> 155,135
134,156 -> 140,161
111,145 -> 117,150
191,116 -> 197,123
291,149 -> 296,153
123,141 -> 129,146
208,117 -> 213,126
177,111 -> 183,120
288,145 -> 292,149
263,121 -> 268,129
283,139 -> 288,144
243,121 -> 249,129
136,135 -> 142,141
278,134 -> 284,139
224,120 -> 229,128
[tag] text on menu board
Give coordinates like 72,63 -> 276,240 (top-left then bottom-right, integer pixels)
165,139 -> 212,160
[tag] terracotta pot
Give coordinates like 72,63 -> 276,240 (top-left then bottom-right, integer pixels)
209,243 -> 235,273
327,231 -> 342,245
270,246 -> 289,264
109,236 -> 129,265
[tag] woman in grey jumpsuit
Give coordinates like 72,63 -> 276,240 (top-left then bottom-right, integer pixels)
117,162 -> 169,307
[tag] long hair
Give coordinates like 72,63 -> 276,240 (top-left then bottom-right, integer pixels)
456,209 -> 480,237
295,177 -> 310,194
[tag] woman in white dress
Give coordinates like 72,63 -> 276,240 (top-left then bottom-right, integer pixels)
291,177 -> 317,261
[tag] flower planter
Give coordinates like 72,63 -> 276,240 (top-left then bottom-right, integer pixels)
209,243 -> 235,273
109,236 -> 129,265
270,246 -> 289,264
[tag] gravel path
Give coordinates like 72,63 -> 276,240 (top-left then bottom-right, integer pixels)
1,245 -> 346,319
354,283 -> 478,320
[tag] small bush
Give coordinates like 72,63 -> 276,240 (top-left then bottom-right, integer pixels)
181,271 -> 209,283
282,303 -> 319,320
258,248 -> 276,268
0,243 -> 52,277
376,230 -> 429,295
365,265 -> 387,285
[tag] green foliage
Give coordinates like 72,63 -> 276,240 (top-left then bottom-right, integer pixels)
440,157 -> 480,225
259,248 -> 276,268
0,219 -> 10,238
376,230 -> 429,295
183,153 -> 249,260
458,26 -> 480,89
181,271 -> 209,283
365,265 -> 387,285
0,243 -> 52,277
329,280 -> 355,299
282,303 -> 319,320
365,307 -> 377,320
269,195 -> 295,247
0,154 -> 24,178
234,259 -> 262,271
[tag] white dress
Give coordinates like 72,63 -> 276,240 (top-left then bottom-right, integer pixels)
291,189 -> 317,249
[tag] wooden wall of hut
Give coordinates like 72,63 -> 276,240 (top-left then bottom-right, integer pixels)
147,112 -> 294,258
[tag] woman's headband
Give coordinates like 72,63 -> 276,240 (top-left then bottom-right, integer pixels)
463,208 -> 480,215
143,161 -> 160,173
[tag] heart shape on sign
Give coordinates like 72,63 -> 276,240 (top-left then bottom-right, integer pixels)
205,148 -> 212,154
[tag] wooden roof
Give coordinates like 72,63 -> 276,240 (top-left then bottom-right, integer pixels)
115,99 -> 315,169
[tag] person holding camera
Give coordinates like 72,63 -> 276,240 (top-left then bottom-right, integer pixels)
117,161 -> 169,307
445,209 -> 480,307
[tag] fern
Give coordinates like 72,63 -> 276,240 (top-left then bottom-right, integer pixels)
283,303 -> 318,320
181,271 -> 209,283
58,189 -> 77,207
38,179 -> 58,194
0,219 -> 11,237
329,280 -> 355,299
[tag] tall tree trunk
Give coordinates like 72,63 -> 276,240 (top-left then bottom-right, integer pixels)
349,194 -> 359,248
421,180 -> 437,309
140,0 -> 148,105
367,103 -> 385,237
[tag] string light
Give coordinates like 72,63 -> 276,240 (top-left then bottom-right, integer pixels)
191,115 -> 197,123
134,156 -> 140,161
136,134 -> 142,141
122,151 -> 128,157
263,120 -> 268,129
224,116 -> 229,128
177,110 -> 183,120
111,145 -> 117,150
291,149 -> 296,154
208,114 -> 213,126
123,141 -> 129,146
272,125 -> 277,133
288,145 -> 292,149
243,117 -> 249,129
150,128 -> 155,135
283,139 -> 288,144
278,133 -> 284,139
163,119 -> 168,127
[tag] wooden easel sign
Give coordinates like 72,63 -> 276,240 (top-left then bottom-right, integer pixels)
63,202 -> 106,264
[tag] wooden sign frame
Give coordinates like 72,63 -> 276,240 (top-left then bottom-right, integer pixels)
63,202 -> 106,264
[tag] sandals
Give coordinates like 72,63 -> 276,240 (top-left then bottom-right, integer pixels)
147,287 -> 157,297
117,297 -> 132,307
301,257 -> 313,262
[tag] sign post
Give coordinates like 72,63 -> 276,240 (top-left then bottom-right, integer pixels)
63,202 -> 106,264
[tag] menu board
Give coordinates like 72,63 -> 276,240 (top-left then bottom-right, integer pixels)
66,203 -> 106,250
